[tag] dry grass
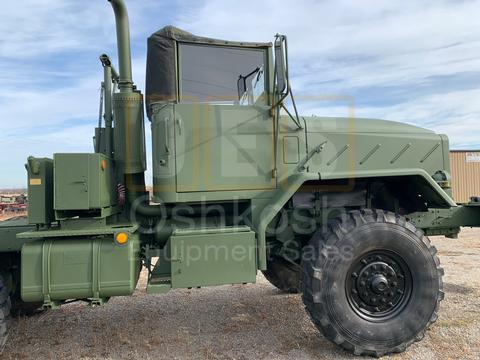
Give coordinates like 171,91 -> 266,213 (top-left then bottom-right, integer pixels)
2,228 -> 480,360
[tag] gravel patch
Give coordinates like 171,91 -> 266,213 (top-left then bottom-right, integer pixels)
2,228 -> 480,359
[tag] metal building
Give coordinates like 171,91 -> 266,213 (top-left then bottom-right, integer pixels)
450,150 -> 480,203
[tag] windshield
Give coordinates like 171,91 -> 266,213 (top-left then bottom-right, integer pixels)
179,43 -> 267,105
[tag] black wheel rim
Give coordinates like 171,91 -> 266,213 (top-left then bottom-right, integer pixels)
346,250 -> 412,321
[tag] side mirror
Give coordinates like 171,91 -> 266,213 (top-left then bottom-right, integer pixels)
237,75 -> 246,100
274,35 -> 288,94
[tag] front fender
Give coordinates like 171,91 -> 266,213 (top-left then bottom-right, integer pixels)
255,172 -> 319,270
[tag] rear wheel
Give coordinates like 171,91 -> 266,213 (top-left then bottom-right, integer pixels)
302,209 -> 444,357
2,260 -> 43,316
10,297 -> 42,317
262,256 -> 301,293
0,275 -> 11,354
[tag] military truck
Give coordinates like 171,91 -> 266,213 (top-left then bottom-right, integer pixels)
1,0 -> 480,356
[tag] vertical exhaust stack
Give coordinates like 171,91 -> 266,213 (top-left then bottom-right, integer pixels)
107,0 -> 147,206
107,0 -> 133,91
107,0 -> 163,216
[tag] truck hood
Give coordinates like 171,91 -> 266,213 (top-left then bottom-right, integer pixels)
303,116 -> 434,134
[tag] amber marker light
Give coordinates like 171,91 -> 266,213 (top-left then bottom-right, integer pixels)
101,159 -> 107,171
115,232 -> 129,245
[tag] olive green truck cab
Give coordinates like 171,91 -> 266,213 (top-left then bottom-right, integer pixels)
2,0 -> 480,356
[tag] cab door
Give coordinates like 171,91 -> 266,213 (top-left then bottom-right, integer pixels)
174,43 -> 275,193
174,103 -> 275,192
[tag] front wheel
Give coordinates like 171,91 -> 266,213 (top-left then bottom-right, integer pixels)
302,209 -> 444,357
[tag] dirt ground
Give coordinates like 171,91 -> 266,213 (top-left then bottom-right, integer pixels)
2,228 -> 480,360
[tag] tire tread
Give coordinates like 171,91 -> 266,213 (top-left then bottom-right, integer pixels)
302,209 -> 444,357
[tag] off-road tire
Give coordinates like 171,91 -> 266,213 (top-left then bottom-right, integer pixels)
0,275 -> 11,354
302,209 -> 444,357
262,256 -> 301,293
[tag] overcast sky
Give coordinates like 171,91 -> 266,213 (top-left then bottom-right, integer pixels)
1,0 -> 480,188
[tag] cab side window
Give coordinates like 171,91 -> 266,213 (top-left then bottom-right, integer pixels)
179,43 -> 267,105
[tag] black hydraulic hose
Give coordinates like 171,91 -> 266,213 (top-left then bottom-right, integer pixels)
124,173 -> 165,217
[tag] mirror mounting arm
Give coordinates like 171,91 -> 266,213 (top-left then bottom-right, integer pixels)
273,34 -> 302,129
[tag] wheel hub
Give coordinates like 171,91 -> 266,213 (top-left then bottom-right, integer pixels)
371,274 -> 388,293
347,251 -> 411,320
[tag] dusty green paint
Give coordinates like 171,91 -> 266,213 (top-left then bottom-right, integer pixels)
302,117 -> 448,182
2,0 -> 480,307
151,102 -> 279,202
112,91 -> 146,176
146,226 -> 257,293
170,227 -> 257,289
0,218 -> 33,252
26,157 -> 54,225
283,136 -> 300,164
17,224 -> 138,240
254,172 -> 320,269
408,204 -> 480,235
54,153 -> 117,213
21,234 -> 140,303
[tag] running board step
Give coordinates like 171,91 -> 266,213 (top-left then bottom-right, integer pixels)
147,276 -> 171,294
